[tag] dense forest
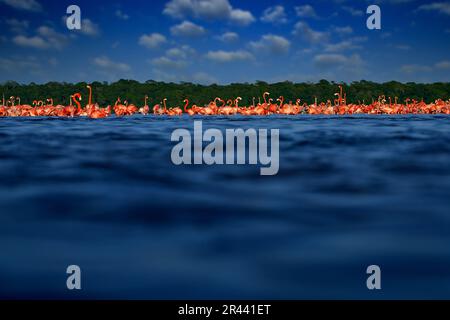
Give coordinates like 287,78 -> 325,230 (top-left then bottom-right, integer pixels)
1,80 -> 449,107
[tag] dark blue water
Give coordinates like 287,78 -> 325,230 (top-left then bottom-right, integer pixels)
0,115 -> 449,299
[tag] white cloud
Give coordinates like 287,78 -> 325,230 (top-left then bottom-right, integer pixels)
139,33 -> 167,49
36,26 -> 68,49
59,16 -> 100,37
217,31 -> 239,43
325,41 -> 360,52
5,18 -> 29,33
295,5 -> 317,18
151,45 -> 195,71
342,6 -> 364,17
435,60 -> 450,69
324,36 -> 366,52
261,5 -> 287,24
115,9 -> 129,20
293,22 -> 329,44
170,20 -> 206,37
250,34 -> 291,54
417,2 -> 450,16
191,72 -> 217,85
163,0 -> 255,26
400,64 -> 433,73
166,45 -> 196,59
12,26 -> 68,50
314,54 -> 347,67
229,9 -> 255,26
0,0 -> 41,11
79,19 -> 100,37
0,56 -> 42,74
13,35 -> 48,49
151,56 -> 187,69
314,53 -> 364,71
399,60 -> 450,74
334,26 -> 353,36
206,50 -> 253,63
93,56 -> 131,72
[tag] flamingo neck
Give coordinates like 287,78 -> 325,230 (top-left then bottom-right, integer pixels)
88,87 -> 92,105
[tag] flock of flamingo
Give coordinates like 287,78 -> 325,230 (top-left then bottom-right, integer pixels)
1,85 -> 449,118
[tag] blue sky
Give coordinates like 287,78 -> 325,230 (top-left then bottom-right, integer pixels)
1,0 -> 449,84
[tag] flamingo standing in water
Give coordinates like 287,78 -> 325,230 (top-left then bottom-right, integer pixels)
184,99 -> 195,116
153,101 -> 165,115
114,98 -> 127,116
219,98 -> 234,115
0,94 -> 7,117
64,95 -> 76,117
85,85 -> 97,115
139,95 -> 150,115
72,93 -> 83,116
165,99 -> 183,116
124,100 -> 138,115
86,86 -> 110,119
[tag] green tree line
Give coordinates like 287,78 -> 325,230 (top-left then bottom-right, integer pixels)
1,79 -> 449,107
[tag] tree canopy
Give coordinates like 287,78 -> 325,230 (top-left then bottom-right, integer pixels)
1,79 -> 449,107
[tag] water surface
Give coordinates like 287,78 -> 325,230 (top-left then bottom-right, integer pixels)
0,115 -> 449,299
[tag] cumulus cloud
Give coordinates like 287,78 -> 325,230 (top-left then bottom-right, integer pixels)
191,72 -> 217,85
314,53 -> 364,72
93,56 -> 131,72
0,0 -> 41,11
12,26 -> 68,50
170,20 -> 206,37
163,0 -> 255,26
0,56 -> 43,76
325,41 -> 360,52
293,22 -> 329,44
417,2 -> 450,16
229,8 -> 255,26
217,31 -> 239,43
261,5 -> 287,24
36,26 -> 68,49
250,34 -> 291,55
166,45 -> 196,59
400,64 -> 433,73
5,18 -> 29,33
324,36 -> 367,52
314,54 -> 348,68
334,26 -> 353,36
12,35 -> 48,49
435,60 -> 450,69
342,6 -> 364,17
151,45 -> 196,72
115,9 -> 129,20
139,33 -> 167,49
79,19 -> 100,36
399,60 -> 450,74
206,50 -> 253,63
295,5 -> 317,18
60,16 -> 100,37
151,56 -> 187,70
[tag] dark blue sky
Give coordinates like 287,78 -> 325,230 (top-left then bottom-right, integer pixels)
1,0 -> 449,84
